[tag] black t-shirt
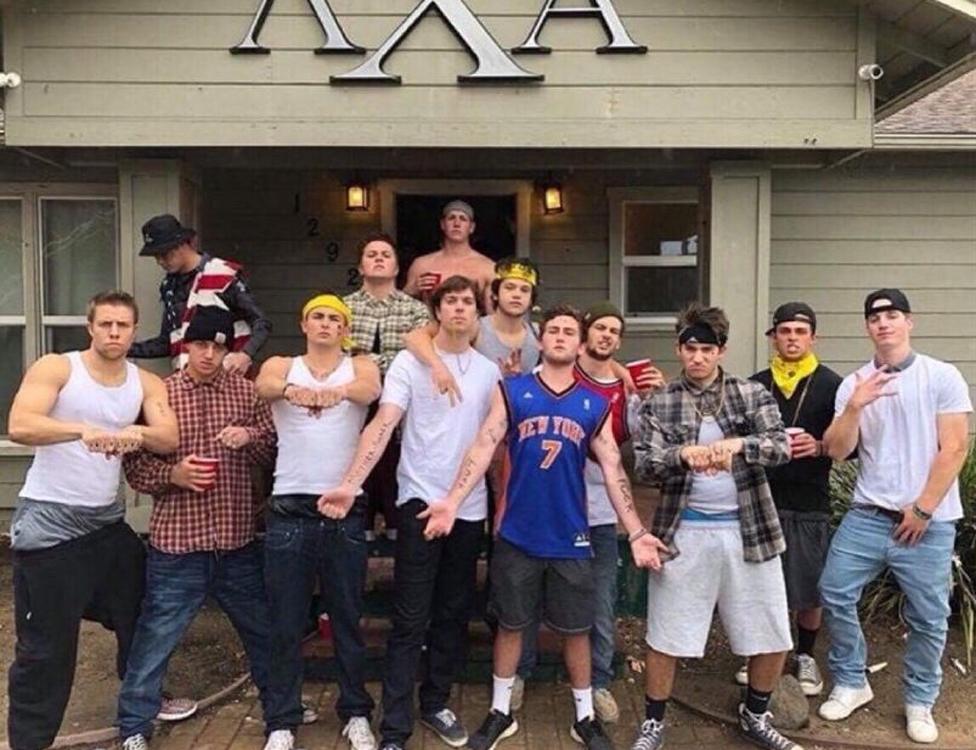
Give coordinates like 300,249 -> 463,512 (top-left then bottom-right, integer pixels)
750,364 -> 843,513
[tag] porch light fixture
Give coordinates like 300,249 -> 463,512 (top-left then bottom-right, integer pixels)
543,183 -> 564,214
346,183 -> 369,212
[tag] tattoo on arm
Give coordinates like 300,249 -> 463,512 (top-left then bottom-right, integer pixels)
349,418 -> 395,483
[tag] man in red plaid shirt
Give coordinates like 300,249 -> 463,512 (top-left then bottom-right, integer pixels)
117,306 -> 280,750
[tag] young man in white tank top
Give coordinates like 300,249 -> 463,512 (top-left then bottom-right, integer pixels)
116,307 -> 279,750
256,294 -> 381,750
6,291 -> 178,750
318,276 -> 500,750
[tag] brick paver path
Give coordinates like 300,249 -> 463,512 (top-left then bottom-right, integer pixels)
140,678 -> 759,750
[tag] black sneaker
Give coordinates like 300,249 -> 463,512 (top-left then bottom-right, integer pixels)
466,709 -> 518,750
570,716 -> 614,749
737,704 -> 804,750
630,719 -> 665,750
420,707 -> 468,747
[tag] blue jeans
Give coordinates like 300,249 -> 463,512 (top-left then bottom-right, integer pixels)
819,506 -> 955,707
118,542 -> 272,740
262,499 -> 374,732
516,524 -> 619,689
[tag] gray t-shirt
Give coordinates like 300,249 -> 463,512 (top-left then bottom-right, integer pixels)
10,497 -> 126,551
476,316 -> 540,374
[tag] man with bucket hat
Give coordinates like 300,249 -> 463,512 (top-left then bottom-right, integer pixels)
131,213 -> 271,374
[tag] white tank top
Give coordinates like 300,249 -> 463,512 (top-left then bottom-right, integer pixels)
20,351 -> 144,508
271,356 -> 367,496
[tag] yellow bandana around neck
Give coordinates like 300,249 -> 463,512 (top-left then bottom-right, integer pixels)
496,262 -> 538,287
770,352 -> 819,399
301,294 -> 355,351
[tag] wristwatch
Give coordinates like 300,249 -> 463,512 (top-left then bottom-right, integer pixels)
912,504 -> 933,521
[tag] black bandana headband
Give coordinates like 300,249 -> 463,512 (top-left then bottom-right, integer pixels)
678,323 -> 726,347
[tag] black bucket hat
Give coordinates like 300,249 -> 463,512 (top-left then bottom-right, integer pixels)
139,214 -> 197,257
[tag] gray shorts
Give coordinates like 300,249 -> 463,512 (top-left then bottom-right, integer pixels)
778,510 -> 832,612
489,537 -> 595,635
645,520 -> 792,658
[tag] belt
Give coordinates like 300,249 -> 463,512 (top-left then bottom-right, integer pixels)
855,504 -> 904,524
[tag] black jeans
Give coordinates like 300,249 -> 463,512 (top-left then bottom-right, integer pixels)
262,497 -> 374,732
380,499 -> 484,745
8,522 -> 146,750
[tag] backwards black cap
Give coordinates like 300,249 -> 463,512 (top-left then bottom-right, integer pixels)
864,288 -> 911,318
766,302 -> 817,336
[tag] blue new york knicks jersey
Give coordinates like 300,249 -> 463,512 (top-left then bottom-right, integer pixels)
499,373 -> 610,559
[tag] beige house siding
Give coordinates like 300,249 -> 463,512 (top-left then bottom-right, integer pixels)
770,160 -> 976,405
3,0 -> 871,148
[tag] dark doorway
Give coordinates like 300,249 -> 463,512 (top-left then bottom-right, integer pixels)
395,194 -> 517,286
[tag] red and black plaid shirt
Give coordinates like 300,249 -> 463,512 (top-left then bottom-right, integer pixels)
123,368 -> 276,554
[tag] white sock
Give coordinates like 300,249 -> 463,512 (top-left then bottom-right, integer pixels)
572,687 -> 594,722
492,674 -> 516,715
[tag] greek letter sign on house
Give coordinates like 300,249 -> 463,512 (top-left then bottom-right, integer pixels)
231,0 -> 646,84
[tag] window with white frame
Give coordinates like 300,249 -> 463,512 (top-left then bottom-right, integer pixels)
608,187 -> 705,324
0,189 -> 118,435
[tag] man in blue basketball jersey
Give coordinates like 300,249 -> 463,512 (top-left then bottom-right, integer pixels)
420,304 -> 666,750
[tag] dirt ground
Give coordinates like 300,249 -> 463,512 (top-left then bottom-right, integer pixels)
3,534 -> 975,747
619,615 -> 976,746
0,541 -> 247,744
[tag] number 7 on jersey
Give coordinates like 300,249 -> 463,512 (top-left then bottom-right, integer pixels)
539,439 -> 562,470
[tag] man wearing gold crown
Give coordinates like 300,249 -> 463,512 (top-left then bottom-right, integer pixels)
255,294 -> 382,750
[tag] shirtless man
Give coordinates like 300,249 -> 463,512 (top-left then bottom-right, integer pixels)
6,290 -> 179,750
403,200 -> 496,312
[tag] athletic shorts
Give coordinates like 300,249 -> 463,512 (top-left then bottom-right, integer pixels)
778,509 -> 832,612
488,537 -> 595,635
645,520 -> 792,658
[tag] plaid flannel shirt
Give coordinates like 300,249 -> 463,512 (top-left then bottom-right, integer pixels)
344,288 -> 431,375
633,370 -> 790,563
123,368 -> 276,554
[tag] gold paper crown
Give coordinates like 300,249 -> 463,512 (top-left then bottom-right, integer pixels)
496,262 -> 538,287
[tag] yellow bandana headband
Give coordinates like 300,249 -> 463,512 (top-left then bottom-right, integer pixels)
301,294 -> 355,351
496,262 -> 538,287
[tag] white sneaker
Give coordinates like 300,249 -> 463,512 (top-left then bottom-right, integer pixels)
795,654 -> 824,696
905,704 -> 939,744
263,729 -> 295,750
593,688 -> 620,724
818,683 -> 874,721
343,716 -> 378,750
510,675 -> 525,712
734,662 -> 749,686
122,734 -> 149,750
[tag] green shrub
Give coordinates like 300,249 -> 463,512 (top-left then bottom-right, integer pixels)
829,440 -> 976,666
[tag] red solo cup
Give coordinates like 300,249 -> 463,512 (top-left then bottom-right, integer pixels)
626,359 -> 652,383
318,613 -> 333,641
190,456 -> 220,489
421,272 -> 442,290
785,427 -> 807,438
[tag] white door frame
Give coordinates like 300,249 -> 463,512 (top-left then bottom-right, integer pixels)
378,178 -> 533,258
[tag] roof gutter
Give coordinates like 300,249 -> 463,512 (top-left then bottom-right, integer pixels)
873,133 -> 976,149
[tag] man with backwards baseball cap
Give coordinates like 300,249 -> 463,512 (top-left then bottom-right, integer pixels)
132,213 -> 272,373
743,302 -> 844,696
403,200 -> 497,312
118,306 -> 279,750
819,289 -> 972,744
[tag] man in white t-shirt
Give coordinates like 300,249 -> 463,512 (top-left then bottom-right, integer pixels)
819,289 -> 972,745
319,276 -> 499,750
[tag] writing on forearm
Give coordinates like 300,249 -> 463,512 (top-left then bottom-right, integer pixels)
347,417 -> 397,485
